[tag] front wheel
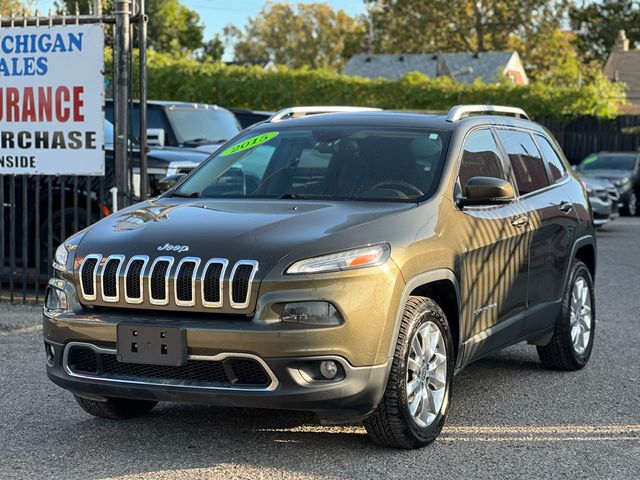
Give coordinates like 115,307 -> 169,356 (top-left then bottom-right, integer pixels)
537,260 -> 595,370
621,191 -> 637,217
364,297 -> 454,449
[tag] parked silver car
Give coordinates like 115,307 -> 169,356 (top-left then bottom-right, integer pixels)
579,175 -> 619,227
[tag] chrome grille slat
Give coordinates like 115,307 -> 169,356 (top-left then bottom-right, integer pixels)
230,260 -> 258,309
201,259 -> 228,308
79,254 -> 102,301
174,257 -> 201,307
124,256 -> 149,304
149,257 -> 174,306
101,254 -> 125,303
77,255 -> 258,310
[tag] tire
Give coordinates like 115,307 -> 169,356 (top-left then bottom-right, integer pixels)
364,296 -> 454,449
621,191 -> 637,217
74,395 -> 157,420
537,260 -> 595,370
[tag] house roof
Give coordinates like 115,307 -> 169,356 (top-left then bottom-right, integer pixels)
342,51 -> 518,83
604,50 -> 640,103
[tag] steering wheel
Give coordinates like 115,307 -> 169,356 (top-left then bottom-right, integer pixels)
365,180 -> 424,198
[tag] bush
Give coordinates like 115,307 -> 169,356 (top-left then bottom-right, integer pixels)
107,51 -> 626,119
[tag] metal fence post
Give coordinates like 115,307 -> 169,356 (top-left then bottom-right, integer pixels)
115,0 -> 132,209
139,0 -> 149,200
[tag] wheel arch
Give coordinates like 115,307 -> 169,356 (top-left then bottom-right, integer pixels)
391,269 -> 462,367
573,235 -> 596,280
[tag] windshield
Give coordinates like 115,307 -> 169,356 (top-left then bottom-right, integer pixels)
166,107 -> 241,144
174,126 -> 450,202
580,154 -> 637,171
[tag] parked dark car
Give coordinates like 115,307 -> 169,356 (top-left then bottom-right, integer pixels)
576,152 -> 640,216
105,100 -> 241,153
45,105 -> 596,449
228,108 -> 274,129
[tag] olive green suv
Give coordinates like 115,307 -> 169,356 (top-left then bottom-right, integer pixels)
44,105 -> 596,448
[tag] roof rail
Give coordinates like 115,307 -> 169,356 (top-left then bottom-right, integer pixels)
446,105 -> 529,122
269,106 -> 381,123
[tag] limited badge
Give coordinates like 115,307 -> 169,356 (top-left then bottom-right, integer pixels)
221,132 -> 279,157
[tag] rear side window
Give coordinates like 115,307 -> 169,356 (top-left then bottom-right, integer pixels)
497,129 -> 549,195
535,135 -> 566,182
458,129 -> 507,191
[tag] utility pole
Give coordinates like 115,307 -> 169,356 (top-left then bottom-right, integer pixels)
139,0 -> 148,200
114,0 -> 131,210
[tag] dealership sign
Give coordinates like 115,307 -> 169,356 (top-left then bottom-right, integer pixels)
0,24 -> 104,175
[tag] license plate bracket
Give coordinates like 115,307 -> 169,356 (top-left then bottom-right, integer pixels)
116,324 -> 186,366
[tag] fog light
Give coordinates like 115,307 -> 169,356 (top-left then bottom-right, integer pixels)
320,360 -> 338,379
281,302 -> 342,326
45,343 -> 55,364
45,287 -> 68,311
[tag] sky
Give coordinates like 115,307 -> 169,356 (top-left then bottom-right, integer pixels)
35,1 -> 366,43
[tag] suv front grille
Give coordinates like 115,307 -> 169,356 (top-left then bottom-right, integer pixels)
65,345 -> 273,389
77,255 -> 257,310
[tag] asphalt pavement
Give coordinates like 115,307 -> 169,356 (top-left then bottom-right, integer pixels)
1,218 -> 639,479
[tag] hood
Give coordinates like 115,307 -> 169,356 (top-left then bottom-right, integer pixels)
76,198 -> 413,277
578,169 -> 631,182
578,175 -> 613,190
146,147 -> 211,165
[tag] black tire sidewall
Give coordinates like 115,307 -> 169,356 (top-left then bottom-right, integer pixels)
562,261 -> 596,366
396,303 -> 455,444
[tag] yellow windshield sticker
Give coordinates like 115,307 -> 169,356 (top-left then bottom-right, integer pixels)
221,132 -> 279,157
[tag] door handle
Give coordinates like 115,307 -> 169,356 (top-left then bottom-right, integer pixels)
559,201 -> 573,213
511,215 -> 529,228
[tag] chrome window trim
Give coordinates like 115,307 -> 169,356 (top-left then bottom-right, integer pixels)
174,257 -> 202,307
201,258 -> 229,308
229,260 -> 259,309
100,254 -> 126,303
62,341 -> 278,392
123,255 -> 149,304
148,256 -> 175,306
78,254 -> 102,302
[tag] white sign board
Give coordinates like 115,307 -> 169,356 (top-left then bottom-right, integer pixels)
0,24 -> 105,175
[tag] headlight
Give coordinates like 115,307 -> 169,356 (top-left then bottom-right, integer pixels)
53,243 -> 69,271
286,244 -> 391,275
45,287 -> 69,311
614,178 -> 631,188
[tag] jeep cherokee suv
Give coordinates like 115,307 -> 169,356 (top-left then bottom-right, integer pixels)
44,105 -> 596,449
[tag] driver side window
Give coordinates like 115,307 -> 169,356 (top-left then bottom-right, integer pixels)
458,129 -> 508,192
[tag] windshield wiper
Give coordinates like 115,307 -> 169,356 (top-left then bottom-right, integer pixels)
182,138 -> 227,145
169,191 -> 200,198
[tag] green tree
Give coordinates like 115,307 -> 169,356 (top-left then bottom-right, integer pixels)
1,0 -> 30,15
198,34 -> 225,63
570,0 -> 640,63
54,0 -> 204,57
368,0 -> 575,82
225,2 -> 366,70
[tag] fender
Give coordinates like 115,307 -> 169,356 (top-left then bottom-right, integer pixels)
386,268 -> 463,371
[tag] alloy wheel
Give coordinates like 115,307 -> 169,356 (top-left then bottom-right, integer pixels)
406,321 -> 447,428
570,277 -> 592,355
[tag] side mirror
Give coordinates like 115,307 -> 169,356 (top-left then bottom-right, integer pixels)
147,128 -> 166,148
158,174 -> 186,193
458,176 -> 515,207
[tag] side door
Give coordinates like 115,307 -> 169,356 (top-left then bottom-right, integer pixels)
495,129 -> 579,337
454,129 -> 531,363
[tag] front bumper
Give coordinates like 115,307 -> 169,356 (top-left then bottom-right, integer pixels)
44,337 -> 389,422
589,195 -> 612,226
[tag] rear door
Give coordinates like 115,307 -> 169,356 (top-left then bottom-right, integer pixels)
454,128 -> 531,362
495,129 -> 578,336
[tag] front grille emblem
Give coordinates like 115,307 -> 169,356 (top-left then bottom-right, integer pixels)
157,243 -> 189,253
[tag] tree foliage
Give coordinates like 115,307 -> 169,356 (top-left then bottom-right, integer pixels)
570,0 -> 640,63
225,2 -> 366,70
368,0 -> 577,82
54,0 -> 204,57
1,0 -> 29,15
104,51 -> 624,119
